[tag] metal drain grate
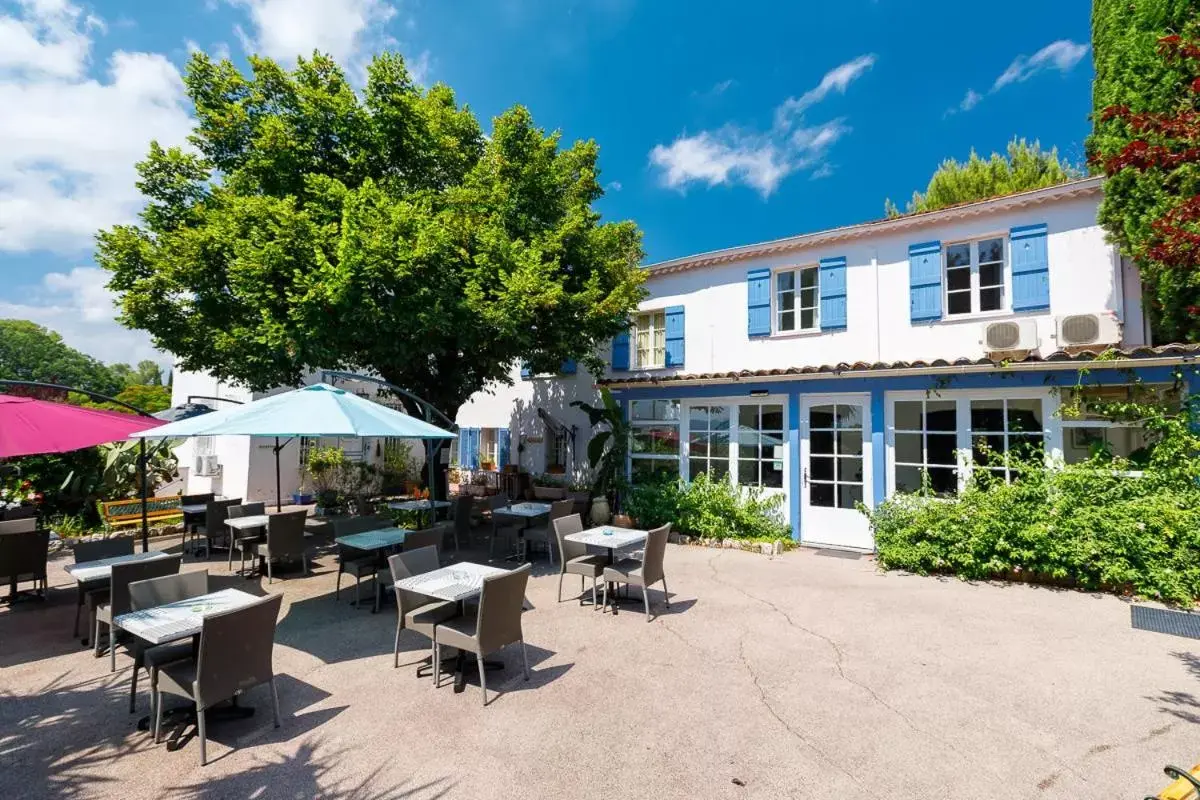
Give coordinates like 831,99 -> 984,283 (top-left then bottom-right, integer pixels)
1131,605 -> 1200,640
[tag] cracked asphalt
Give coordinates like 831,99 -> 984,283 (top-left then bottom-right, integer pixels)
2,539 -> 1197,799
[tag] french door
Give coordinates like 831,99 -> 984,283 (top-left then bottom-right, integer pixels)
682,399 -> 789,517
800,395 -> 874,550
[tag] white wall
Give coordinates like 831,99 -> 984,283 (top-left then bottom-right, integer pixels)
621,194 -> 1144,377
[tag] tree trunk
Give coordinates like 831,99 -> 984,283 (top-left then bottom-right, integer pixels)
377,372 -> 465,508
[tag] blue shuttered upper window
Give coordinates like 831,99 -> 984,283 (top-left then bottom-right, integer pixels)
909,241 -> 943,322
818,257 -> 847,330
458,427 -> 480,469
1010,223 -> 1050,311
664,305 -> 685,367
497,428 -> 510,467
747,268 -> 771,337
611,330 -> 631,370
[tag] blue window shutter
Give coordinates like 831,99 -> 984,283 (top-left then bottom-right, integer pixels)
818,257 -> 847,330
497,428 -> 510,467
909,241 -> 943,322
466,428 -> 480,468
559,359 -> 577,375
520,362 -> 531,380
611,330 -> 630,370
456,428 -> 468,465
664,305 -> 685,367
1011,224 -> 1050,311
747,268 -> 771,337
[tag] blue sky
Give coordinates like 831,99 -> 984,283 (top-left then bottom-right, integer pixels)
0,0 -> 1094,366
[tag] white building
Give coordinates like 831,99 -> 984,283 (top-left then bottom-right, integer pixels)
174,177 -> 1200,549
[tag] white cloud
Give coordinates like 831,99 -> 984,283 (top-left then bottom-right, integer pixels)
0,0 -> 102,79
959,88 -> 982,111
606,180 -> 622,192
0,1 -> 194,254
649,55 -> 873,196
0,266 -> 166,367
993,40 -> 1089,90
226,0 -> 397,67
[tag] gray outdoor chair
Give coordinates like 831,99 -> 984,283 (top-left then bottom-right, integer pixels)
386,546 -> 456,674
335,516 -> 395,608
602,523 -> 671,622
0,528 -> 50,602
451,494 -> 474,551
127,570 -> 210,717
95,554 -> 182,668
487,495 -> 522,558
227,502 -> 266,573
255,510 -> 311,584
0,518 -> 37,533
180,493 -> 215,555
72,536 -> 136,641
434,563 -> 532,706
153,593 -> 284,766
522,499 -> 574,566
402,526 -> 442,554
553,513 -> 603,607
198,498 -> 242,558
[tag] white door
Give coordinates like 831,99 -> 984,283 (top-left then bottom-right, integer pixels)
800,395 -> 873,550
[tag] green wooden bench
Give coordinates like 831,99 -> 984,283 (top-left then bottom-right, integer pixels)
97,496 -> 183,531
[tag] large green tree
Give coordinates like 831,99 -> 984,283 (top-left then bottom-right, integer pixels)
108,360 -> 164,388
98,52 -> 645,423
885,138 -> 1082,217
1089,1 -> 1200,343
0,319 -> 121,397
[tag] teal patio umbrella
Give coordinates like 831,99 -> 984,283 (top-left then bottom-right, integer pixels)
130,383 -> 456,510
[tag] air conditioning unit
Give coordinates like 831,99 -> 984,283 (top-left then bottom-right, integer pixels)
1055,312 -> 1122,348
982,318 -> 1039,355
193,455 -> 221,476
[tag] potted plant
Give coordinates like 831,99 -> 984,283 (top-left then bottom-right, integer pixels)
306,445 -> 345,514
571,388 -> 631,526
448,464 -> 462,493
531,472 -> 567,501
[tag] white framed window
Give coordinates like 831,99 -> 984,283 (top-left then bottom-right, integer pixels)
892,399 -> 959,496
548,430 -> 570,471
775,266 -> 819,333
687,405 -> 730,480
1059,384 -> 1180,466
633,311 -> 666,369
478,429 -> 499,467
969,398 -> 1044,482
945,236 -> 1006,316
629,399 -> 680,483
196,436 -> 215,458
736,403 -> 785,488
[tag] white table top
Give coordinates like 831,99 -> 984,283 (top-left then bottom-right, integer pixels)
181,504 -> 208,514
393,561 -> 508,602
335,527 -> 407,551
226,515 -> 270,531
565,526 -> 648,550
66,551 -> 174,584
493,502 -> 552,518
113,588 -> 262,645
387,500 -> 451,512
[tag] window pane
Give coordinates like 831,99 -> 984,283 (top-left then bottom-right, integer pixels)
691,405 -> 710,426
710,460 -> 729,480
972,434 -> 1005,465
946,267 -> 971,292
778,291 -> 795,311
978,237 -> 1003,264
1009,433 -> 1044,460
927,467 -> 958,496
800,267 -> 817,289
810,456 -> 835,481
926,401 -> 957,431
711,405 -> 730,427
948,291 -> 972,315
895,465 -> 923,493
688,434 -> 708,458
800,309 -> 816,330
1007,399 -> 1042,432
810,405 -> 835,429
980,287 -> 1003,312
800,287 -> 817,309
761,405 -> 783,430
811,482 -> 834,507
926,433 -> 957,466
632,457 -> 678,484
837,430 -> 863,456
632,425 -> 679,454
970,400 -> 1005,432
779,311 -> 795,331
894,401 -> 922,431
837,484 -> 863,510
946,243 -> 969,267
688,458 -> 708,477
737,459 -> 758,485
739,405 -> 758,430
835,405 -> 862,428
980,261 -> 1003,287
837,456 -> 863,483
710,433 -> 730,458
811,429 -> 834,455
777,271 -> 795,291
895,432 -> 923,464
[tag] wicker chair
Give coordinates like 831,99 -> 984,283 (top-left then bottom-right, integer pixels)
553,513 -> 604,607
602,523 -> 671,622
0,528 -> 50,602
127,571 -> 210,717
95,555 -> 183,668
255,510 -> 310,583
72,536 -> 135,641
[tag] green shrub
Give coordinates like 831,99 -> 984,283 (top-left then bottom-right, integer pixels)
625,472 -> 790,542
867,398 -> 1200,606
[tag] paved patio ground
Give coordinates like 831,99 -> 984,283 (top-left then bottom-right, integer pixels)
2,533 -> 1197,799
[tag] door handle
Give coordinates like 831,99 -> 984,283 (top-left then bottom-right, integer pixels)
802,467 -> 809,488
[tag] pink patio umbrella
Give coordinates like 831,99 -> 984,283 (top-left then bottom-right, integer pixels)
0,394 -> 166,550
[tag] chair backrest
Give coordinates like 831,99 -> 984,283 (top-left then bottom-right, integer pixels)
182,492 -> 215,506
129,570 -> 210,611
205,498 -> 241,534
487,494 -> 510,511
402,527 -> 441,554
553,513 -> 586,563
109,555 -> 182,617
0,518 -> 38,534
549,498 -> 574,521
388,545 -> 441,581
453,494 -> 473,538
338,515 -> 393,537
477,564 -> 531,653
640,523 -> 671,585
195,594 -> 283,708
228,502 -> 266,519
266,510 -> 308,555
0,529 -> 50,581
74,536 -> 135,563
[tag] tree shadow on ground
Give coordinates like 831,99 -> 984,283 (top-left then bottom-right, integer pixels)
1149,650 -> 1200,725
445,642 -> 573,703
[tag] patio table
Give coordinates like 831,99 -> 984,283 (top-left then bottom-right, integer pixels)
114,587 -> 262,746
564,526 -> 649,615
226,514 -> 270,533
334,527 -> 409,552
492,502 -> 551,562
66,551 -> 175,586
387,499 -> 451,528
394,561 -> 509,693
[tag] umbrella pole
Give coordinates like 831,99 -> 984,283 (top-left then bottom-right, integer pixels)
427,440 -> 435,506
139,439 -> 149,553
275,437 -> 282,512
